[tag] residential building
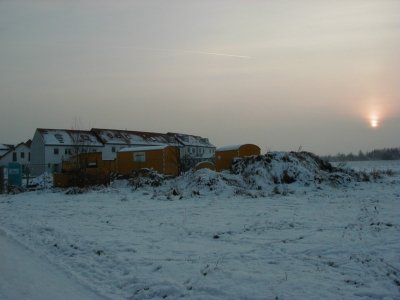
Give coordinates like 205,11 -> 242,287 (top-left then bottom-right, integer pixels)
29,127 -> 216,175
30,129 -> 103,175
91,128 -> 179,160
167,132 -> 216,170
0,141 -> 31,169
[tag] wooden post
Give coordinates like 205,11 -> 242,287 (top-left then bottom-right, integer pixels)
0,167 -> 4,193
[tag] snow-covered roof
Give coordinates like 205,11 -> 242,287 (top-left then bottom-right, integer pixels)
217,144 -> 257,152
37,129 -> 103,147
168,133 -> 215,147
0,142 -> 30,158
91,129 -> 179,146
119,145 -> 170,152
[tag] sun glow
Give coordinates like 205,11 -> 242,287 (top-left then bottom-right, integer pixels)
370,117 -> 379,128
363,98 -> 388,129
368,111 -> 380,128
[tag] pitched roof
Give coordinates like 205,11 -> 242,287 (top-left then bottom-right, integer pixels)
36,129 -> 103,147
0,141 -> 30,159
91,128 -> 179,146
168,132 -> 215,147
0,144 -> 13,150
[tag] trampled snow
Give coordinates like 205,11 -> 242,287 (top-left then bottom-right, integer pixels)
0,156 -> 399,299
0,231 -> 104,300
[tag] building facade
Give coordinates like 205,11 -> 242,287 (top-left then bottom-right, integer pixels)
168,133 -> 216,170
0,141 -> 31,169
30,129 -> 103,175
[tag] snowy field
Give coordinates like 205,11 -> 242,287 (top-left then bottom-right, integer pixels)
0,158 -> 399,300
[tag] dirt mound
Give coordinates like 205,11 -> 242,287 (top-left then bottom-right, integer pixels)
152,169 -> 252,199
232,151 -> 354,189
153,152 -> 360,198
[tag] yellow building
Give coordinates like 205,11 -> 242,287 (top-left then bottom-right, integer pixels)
215,144 -> 261,171
117,145 -> 180,176
54,152 -> 115,187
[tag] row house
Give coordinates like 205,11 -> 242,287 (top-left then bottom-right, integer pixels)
30,128 -> 216,176
30,129 -> 103,175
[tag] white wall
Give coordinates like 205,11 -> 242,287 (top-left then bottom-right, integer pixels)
0,144 -> 30,167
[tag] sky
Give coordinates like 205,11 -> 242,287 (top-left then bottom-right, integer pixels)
0,0 -> 399,155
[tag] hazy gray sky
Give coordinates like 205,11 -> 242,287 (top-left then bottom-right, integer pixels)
1,0 -> 399,155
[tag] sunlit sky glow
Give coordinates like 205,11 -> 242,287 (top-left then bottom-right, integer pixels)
0,0 -> 399,155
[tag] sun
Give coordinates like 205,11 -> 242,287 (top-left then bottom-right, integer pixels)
369,112 -> 379,128
370,118 -> 378,128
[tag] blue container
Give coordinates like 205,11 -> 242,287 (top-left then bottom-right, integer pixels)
8,162 -> 22,187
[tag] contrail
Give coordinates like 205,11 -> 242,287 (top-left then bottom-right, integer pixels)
132,47 -> 250,59
181,50 -> 251,59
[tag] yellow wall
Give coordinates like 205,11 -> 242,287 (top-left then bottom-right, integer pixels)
216,144 -> 260,171
116,146 -> 180,176
62,152 -> 116,174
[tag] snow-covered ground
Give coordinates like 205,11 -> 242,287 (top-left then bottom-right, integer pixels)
0,231 -> 105,300
0,157 -> 399,299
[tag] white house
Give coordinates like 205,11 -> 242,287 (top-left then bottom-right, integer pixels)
30,129 -> 103,175
0,141 -> 31,169
167,132 -> 216,169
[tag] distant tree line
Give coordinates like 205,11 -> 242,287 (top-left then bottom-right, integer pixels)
323,147 -> 400,162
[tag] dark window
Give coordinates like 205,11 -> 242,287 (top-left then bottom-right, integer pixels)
29,152 -> 31,161
134,152 -> 146,162
112,146 -> 116,153
20,152 -> 25,158
12,152 -> 17,161
87,161 -> 97,168
54,148 -> 59,155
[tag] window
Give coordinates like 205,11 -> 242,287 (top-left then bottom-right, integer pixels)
20,152 -> 25,158
28,153 -> 30,161
112,146 -> 116,153
54,148 -> 59,155
133,152 -> 146,162
87,161 -> 97,168
12,152 -> 17,161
